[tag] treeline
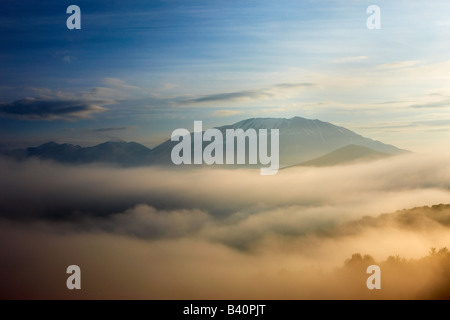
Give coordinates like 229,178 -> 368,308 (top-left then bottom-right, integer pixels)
329,247 -> 450,299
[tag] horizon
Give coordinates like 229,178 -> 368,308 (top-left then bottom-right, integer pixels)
0,115 -> 412,152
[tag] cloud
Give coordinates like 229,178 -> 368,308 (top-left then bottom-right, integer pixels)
0,97 -> 107,121
87,126 -> 136,141
410,99 -> 450,109
377,60 -> 422,70
87,205 -> 211,239
0,153 -> 449,298
211,110 -> 243,117
91,126 -> 135,133
273,83 -> 315,89
0,152 -> 449,228
331,56 -> 369,64
414,119 -> 450,127
182,90 -> 270,104
1,204 -> 450,299
158,83 -> 178,91
102,78 -> 141,91
179,83 -> 315,105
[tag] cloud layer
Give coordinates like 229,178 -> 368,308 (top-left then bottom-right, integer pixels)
0,153 -> 449,299
0,97 -> 107,121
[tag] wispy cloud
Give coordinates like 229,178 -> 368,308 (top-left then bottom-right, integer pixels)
411,99 -> 450,109
179,83 -> 315,105
182,90 -> 268,104
211,110 -> 243,117
331,56 -> 369,64
377,60 -> 422,70
91,126 -> 135,133
102,78 -> 141,91
0,97 -> 107,121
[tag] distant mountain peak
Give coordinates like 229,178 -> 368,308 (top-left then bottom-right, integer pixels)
39,141 -> 59,147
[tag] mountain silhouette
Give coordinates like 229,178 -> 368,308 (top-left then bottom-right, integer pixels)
150,117 -> 407,166
0,116 -> 408,167
1,141 -> 153,166
294,144 -> 392,167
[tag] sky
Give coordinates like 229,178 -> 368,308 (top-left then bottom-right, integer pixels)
1,0 -> 450,152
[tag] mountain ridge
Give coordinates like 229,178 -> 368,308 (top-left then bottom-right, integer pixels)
293,144 -> 392,167
0,116 -> 408,167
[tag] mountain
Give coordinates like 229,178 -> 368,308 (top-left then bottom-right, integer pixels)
151,117 -> 407,167
0,116 -> 408,167
1,141 -> 154,166
295,144 -> 391,167
80,141 -> 153,166
230,117 -> 405,166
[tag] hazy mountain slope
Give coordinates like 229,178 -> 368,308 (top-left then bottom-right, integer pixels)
2,141 -> 154,166
295,144 -> 391,167
80,141 -> 154,166
151,116 -> 407,167
327,204 -> 450,238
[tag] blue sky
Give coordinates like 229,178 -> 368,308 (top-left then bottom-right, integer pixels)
1,0 -> 450,152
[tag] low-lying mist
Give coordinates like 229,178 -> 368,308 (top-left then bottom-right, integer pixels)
0,152 -> 450,299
